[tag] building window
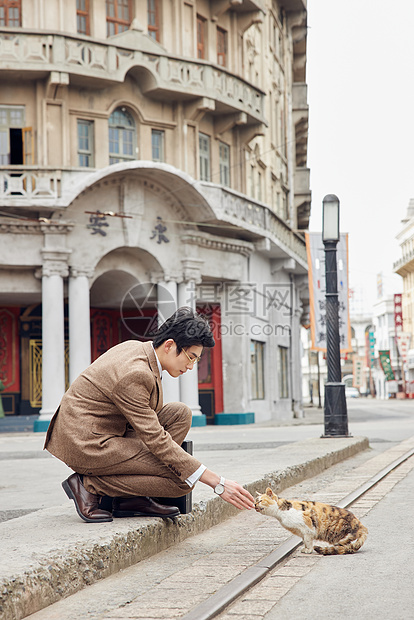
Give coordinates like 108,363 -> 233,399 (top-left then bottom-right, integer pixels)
108,107 -> 136,164
272,21 -> 277,53
76,0 -> 90,35
280,106 -> 286,157
257,170 -> 262,202
217,27 -> 227,66
106,0 -> 132,36
219,141 -> 230,187
197,15 -> 206,59
147,0 -> 159,41
0,0 -> 21,27
151,129 -> 165,162
278,29 -> 284,64
251,340 -> 265,400
279,346 -> 289,398
199,133 -> 210,181
250,164 -> 255,199
282,188 -> 289,220
0,105 -> 32,165
77,120 -> 94,167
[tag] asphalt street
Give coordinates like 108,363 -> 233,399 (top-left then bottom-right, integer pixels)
263,462 -> 414,620
22,408 -> 414,620
1,399 -> 414,520
1,397 -> 408,620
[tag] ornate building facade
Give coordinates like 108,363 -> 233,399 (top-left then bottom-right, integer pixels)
394,199 -> 414,390
0,0 -> 311,428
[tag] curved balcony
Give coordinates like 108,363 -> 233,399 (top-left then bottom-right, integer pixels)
0,29 -> 266,125
0,164 -> 306,269
199,183 -> 307,269
394,249 -> 414,277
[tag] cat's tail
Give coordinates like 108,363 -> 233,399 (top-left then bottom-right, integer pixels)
314,525 -> 368,555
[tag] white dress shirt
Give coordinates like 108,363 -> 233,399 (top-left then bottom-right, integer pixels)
152,345 -> 206,487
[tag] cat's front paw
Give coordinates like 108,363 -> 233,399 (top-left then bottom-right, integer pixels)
301,547 -> 313,554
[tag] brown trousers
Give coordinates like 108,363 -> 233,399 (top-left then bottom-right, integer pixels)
83,402 -> 193,499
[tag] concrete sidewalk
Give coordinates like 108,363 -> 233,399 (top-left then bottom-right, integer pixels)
0,410 -> 368,620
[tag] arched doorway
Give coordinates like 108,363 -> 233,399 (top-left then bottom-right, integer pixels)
90,270 -> 160,360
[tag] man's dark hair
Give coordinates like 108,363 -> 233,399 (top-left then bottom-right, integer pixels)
152,306 -> 215,352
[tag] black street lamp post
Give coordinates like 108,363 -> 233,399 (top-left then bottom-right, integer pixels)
322,194 -> 349,437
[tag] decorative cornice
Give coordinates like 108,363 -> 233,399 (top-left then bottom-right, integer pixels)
0,222 -> 42,234
181,233 -> 254,257
70,266 -> 95,279
0,220 -> 74,234
149,271 -> 183,285
40,262 -> 70,278
40,222 -> 75,234
181,258 -> 204,285
38,248 -> 72,278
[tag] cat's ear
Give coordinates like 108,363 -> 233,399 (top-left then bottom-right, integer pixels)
266,488 -> 273,496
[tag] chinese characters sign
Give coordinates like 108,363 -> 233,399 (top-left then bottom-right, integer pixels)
394,293 -> 403,334
396,332 -> 411,367
378,350 -> 395,381
366,327 -> 376,368
393,293 -> 410,368
150,217 -> 169,244
87,211 -> 109,236
352,356 -> 364,387
305,232 -> 352,353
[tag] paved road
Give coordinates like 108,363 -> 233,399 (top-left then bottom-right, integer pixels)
2,399 -> 414,619
262,462 -> 414,620
1,399 -> 413,521
25,419 -> 414,620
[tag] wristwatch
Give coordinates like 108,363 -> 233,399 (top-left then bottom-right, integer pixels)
214,476 -> 225,495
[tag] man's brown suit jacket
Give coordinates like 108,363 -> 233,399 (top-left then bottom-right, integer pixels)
44,340 -> 201,481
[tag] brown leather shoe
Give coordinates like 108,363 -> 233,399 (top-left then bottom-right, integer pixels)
62,473 -> 113,523
112,496 -> 180,518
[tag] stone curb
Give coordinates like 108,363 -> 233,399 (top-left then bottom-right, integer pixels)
0,436 -> 368,620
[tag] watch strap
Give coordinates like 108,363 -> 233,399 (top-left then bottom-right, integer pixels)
214,476 -> 226,495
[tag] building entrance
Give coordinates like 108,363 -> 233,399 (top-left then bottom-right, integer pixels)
197,304 -> 223,424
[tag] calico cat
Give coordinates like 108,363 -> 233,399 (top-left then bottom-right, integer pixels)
255,487 -> 368,555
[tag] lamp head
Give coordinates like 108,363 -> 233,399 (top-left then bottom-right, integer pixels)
322,194 -> 340,242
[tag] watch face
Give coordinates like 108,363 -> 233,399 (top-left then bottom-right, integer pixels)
215,484 -> 225,494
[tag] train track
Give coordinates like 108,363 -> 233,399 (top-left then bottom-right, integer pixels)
182,446 -> 414,620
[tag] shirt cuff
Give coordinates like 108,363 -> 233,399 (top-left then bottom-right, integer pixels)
185,464 -> 207,487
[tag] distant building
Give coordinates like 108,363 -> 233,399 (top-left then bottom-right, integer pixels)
394,198 -> 414,393
347,313 -> 373,395
0,0 -> 311,428
301,312 -> 373,406
372,296 -> 400,399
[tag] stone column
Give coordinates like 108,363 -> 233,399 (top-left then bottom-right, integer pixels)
69,267 -> 92,384
35,253 -> 69,431
157,278 -> 180,403
178,270 -> 205,425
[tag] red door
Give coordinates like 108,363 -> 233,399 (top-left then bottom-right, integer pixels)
197,304 -> 223,424
90,308 -> 157,361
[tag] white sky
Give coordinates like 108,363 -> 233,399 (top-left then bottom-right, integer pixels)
306,0 -> 414,314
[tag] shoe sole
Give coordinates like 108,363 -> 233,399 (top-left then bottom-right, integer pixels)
112,510 -> 180,518
62,480 -> 113,523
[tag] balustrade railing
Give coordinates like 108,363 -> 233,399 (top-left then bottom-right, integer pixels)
0,30 -> 265,123
201,184 -> 307,264
0,167 -> 61,200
